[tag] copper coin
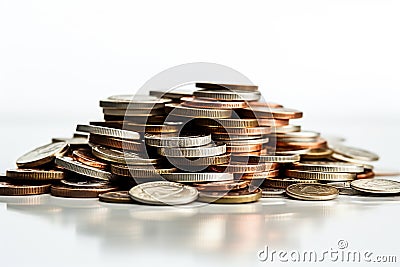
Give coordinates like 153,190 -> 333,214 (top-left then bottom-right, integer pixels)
240,169 -> 280,180
72,148 -> 108,170
210,162 -> 278,173
231,151 -> 262,157
6,169 -> 65,181
50,184 -> 118,198
214,127 -> 271,136
247,101 -> 283,108
195,82 -> 259,92
263,177 -> 319,189
99,191 -> 134,204
193,180 -> 248,192
277,138 -> 327,150
0,182 -> 51,196
239,107 -> 303,120
198,188 -> 262,204
356,171 -> 375,179
258,118 -> 289,126
89,134 -> 145,152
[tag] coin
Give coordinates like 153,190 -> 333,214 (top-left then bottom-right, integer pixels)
50,184 -> 118,198
100,95 -> 171,109
330,153 -> 375,167
158,143 -> 226,158
197,188 -> 262,204
91,145 -> 160,165
124,122 -> 181,134
128,181 -> 198,205
145,134 -> 211,148
99,191 -> 134,204
55,156 -> 112,181
330,144 -> 379,161
247,154 -> 301,163
261,187 -> 286,198
102,108 -> 165,117
16,142 -> 69,168
193,180 -> 248,192
89,134 -> 145,152
292,162 -> 364,173
286,184 -> 339,201
263,177 -> 319,188
258,118 -> 289,127
196,118 -> 260,128
195,82 -> 259,92
213,127 -> 271,136
239,107 -> 303,119
193,89 -> 261,101
167,153 -> 231,167
0,182 -> 51,196
166,104 -> 232,118
72,148 -> 108,170
6,169 -> 65,181
182,99 -> 248,109
110,164 -> 176,177
210,162 -> 274,173
275,148 -> 311,155
240,169 -> 280,180
273,125 -> 301,133
356,170 -> 375,179
52,137 -> 88,148
150,88 -> 197,100
350,179 -> 400,194
247,101 -> 284,108
326,181 -> 359,195
60,179 -> 109,188
226,144 -> 262,153
223,137 -> 269,146
277,131 -> 320,139
162,172 -> 233,183
301,148 -> 333,160
76,124 -> 140,140
285,169 -> 356,181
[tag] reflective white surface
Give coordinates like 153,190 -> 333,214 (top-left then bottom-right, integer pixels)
0,119 -> 400,267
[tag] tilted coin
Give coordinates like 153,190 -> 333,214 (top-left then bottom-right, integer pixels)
89,134 -> 145,152
286,184 -> 339,201
99,191 -> 134,204
325,181 -> 358,195
330,153 -> 375,168
124,122 -> 181,134
0,182 -> 51,196
110,164 -> 176,177
273,125 -> 301,134
275,148 -> 310,155
240,170 -> 280,180
145,134 -> 211,148
72,148 -> 108,170
150,88 -> 197,100
350,179 -> 400,194
247,101 -> 284,108
292,162 -> 364,173
166,104 -> 232,118
6,169 -> 65,181
91,145 -> 160,165
162,172 -> 233,183
167,153 -> 231,167
16,142 -> 69,168
239,107 -> 303,119
52,137 -> 88,148
330,144 -> 379,162
193,180 -> 248,192
76,124 -> 140,140
213,127 -> 271,136
356,170 -> 375,179
277,138 -> 327,150
197,188 -> 262,204
223,137 -> 269,146
100,95 -> 171,109
301,148 -> 333,160
195,82 -> 259,92
50,184 -> 118,198
60,179 -> 109,188
212,133 -> 263,141
285,169 -> 356,181
55,157 -> 112,181
129,181 -> 198,205
276,131 -> 320,139
258,118 -> 289,127
263,177 -> 318,188
158,143 -> 226,158
102,108 -> 165,117
193,89 -> 261,101
247,154 -> 301,163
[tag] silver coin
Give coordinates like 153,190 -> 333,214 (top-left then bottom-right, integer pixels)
275,148 -> 311,155
261,188 -> 285,198
330,144 -> 379,162
55,157 -> 112,181
129,181 -> 198,205
293,161 -> 364,173
276,131 -> 320,139
17,142 -> 69,168
91,145 -> 160,165
166,104 -> 232,118
254,154 -> 301,163
149,88 -> 197,99
102,108 -> 164,117
193,89 -> 261,101
350,179 -> 400,194
162,173 -> 233,183
285,169 -> 356,181
52,137 -> 88,146
61,179 -> 109,188
76,124 -> 140,140
330,153 -> 375,169
273,125 -> 301,134
223,137 -> 270,146
158,143 -> 226,157
145,134 -> 211,148
100,94 -> 171,109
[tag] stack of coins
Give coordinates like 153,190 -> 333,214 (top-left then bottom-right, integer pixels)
2,82 -> 387,203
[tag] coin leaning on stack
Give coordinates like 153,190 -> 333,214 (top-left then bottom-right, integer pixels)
2,82 -> 388,203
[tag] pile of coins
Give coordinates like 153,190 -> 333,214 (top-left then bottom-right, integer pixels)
2,82 -> 398,204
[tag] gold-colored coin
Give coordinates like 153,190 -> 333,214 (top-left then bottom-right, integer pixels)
213,127 -> 271,136
196,118 -> 259,128
6,169 -> 65,181
285,169 -> 356,181
226,144 -> 262,153
198,188 -> 262,204
182,99 -> 248,109
0,182 -> 51,196
110,164 -> 176,177
240,169 -> 280,180
210,162 -> 276,173
286,183 -> 339,201
263,177 -> 319,189
166,153 -> 230,166
124,122 -> 180,134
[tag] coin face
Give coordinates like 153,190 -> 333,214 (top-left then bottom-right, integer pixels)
286,184 -> 339,201
129,181 -> 198,205
350,179 -> 400,194
330,144 -> 379,161
16,142 -> 69,168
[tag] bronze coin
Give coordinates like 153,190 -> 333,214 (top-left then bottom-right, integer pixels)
0,182 -> 51,196
193,180 -> 248,192
50,184 -> 118,198
99,191 -> 134,204
72,148 -> 108,170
